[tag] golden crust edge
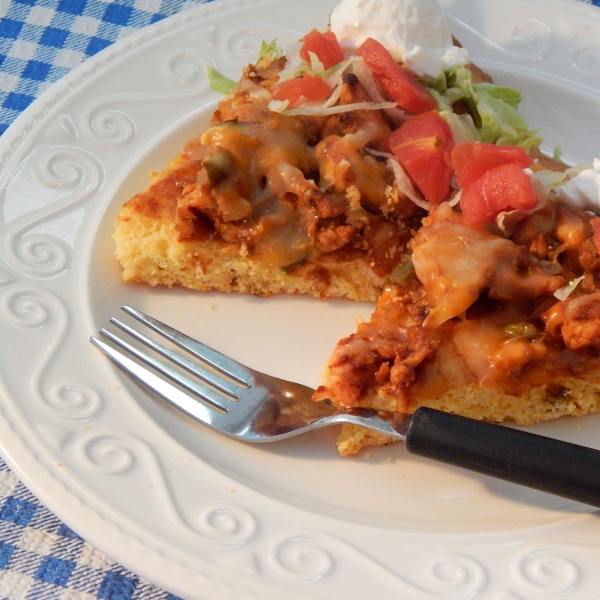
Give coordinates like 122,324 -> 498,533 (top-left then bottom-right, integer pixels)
114,204 -> 387,301
336,377 -> 600,456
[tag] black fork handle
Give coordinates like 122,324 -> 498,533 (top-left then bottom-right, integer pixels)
405,407 -> 600,508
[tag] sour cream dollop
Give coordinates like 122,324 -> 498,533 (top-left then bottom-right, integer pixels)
330,0 -> 469,78
557,158 -> 600,214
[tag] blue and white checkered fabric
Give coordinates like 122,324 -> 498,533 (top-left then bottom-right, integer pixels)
0,0 -> 211,133
0,461 -> 181,599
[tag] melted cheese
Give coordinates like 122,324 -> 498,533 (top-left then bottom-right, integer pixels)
452,312 -> 546,383
412,203 -> 564,329
170,78 -> 410,272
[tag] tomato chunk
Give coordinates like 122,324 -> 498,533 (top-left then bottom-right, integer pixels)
451,142 -> 533,188
356,38 -> 437,114
460,162 -> 537,227
300,30 -> 345,70
271,73 -> 332,107
387,110 -> 454,204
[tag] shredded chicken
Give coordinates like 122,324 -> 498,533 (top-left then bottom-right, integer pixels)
175,69 -> 415,273
412,203 -> 564,329
313,282 -> 438,412
559,292 -> 600,350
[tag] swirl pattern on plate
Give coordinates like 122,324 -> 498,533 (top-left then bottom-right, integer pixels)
2,147 -> 102,278
0,286 -> 102,420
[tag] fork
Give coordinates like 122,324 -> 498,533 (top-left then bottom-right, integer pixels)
91,305 -> 600,508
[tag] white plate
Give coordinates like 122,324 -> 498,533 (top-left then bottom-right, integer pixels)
1,0 -> 600,597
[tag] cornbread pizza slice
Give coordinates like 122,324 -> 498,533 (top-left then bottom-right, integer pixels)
315,161 -> 600,456
114,46 -> 423,302
114,27 -> 532,302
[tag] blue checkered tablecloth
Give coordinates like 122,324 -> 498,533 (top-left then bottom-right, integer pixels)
0,464 -> 181,599
0,0 -> 210,134
1,0 -> 600,597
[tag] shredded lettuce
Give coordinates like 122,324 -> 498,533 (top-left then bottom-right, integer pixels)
207,65 -> 236,94
495,170 -> 548,235
267,99 -> 290,113
207,38 -> 283,95
282,100 -> 397,117
553,146 -> 563,161
257,38 -> 283,62
531,168 -> 569,189
473,84 -> 542,150
277,43 -> 348,85
428,66 -> 542,151
474,82 -> 521,109
385,155 -> 431,211
307,51 -> 325,73
438,110 -> 479,145
554,276 -> 585,301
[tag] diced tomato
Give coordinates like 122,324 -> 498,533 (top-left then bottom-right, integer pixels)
356,37 -> 437,114
459,162 -> 538,227
300,30 -> 345,70
451,142 -> 533,188
271,73 -> 332,107
387,110 -> 454,204
591,218 -> 600,252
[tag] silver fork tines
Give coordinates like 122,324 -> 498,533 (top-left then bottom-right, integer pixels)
107,318 -> 241,400
90,305 -> 363,441
121,305 -> 251,385
90,334 -> 228,423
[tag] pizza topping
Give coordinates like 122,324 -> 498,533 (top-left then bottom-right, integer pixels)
411,203 -> 564,328
172,71 -> 418,274
280,100 -> 398,117
299,30 -> 345,70
459,163 -> 538,227
447,142 -> 541,227
452,313 -> 546,384
386,154 -> 430,210
431,66 -> 542,151
387,110 -> 454,204
554,276 -> 585,301
451,142 -> 533,188
356,38 -> 438,113
554,204 -> 592,250
271,73 -> 333,108
312,281 -> 439,412
330,0 -> 469,77
557,158 -> 600,214
315,136 -> 391,209
591,218 -> 600,252
207,65 -> 236,95
127,161 -> 202,221
561,292 -> 600,350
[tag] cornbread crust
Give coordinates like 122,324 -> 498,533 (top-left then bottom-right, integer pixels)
114,147 -> 396,302
115,201 -> 387,301
336,377 -> 600,456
